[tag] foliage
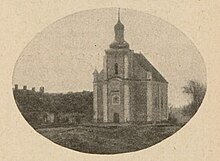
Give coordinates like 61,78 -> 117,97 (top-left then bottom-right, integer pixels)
168,112 -> 177,125
13,90 -> 93,122
168,80 -> 206,125
182,80 -> 206,117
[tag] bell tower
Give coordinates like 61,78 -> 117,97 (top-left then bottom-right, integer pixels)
101,8 -> 132,123
104,8 -> 131,80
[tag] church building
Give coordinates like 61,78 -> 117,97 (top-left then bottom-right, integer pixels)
93,9 -> 168,123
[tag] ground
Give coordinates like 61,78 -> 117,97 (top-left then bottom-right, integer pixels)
36,124 -> 181,154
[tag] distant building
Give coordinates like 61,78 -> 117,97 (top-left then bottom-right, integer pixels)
40,86 -> 44,93
93,9 -> 168,123
32,87 -> 35,92
13,84 -> 46,112
13,84 -> 45,94
13,85 -> 90,126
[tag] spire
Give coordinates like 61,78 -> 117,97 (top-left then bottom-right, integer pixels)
118,8 -> 120,22
93,67 -> 98,75
109,8 -> 129,49
93,68 -> 98,82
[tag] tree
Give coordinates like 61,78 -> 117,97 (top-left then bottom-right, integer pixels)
13,89 -> 94,124
182,80 -> 206,116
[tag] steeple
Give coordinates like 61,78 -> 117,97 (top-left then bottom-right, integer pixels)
118,8 -> 120,22
109,8 -> 129,49
93,68 -> 98,82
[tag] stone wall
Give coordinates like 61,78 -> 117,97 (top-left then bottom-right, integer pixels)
107,79 -> 124,123
152,82 -> 168,122
131,81 -> 148,122
105,48 -> 131,80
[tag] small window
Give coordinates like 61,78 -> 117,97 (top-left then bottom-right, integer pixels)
112,95 -> 120,105
146,71 -> 152,80
115,63 -> 118,74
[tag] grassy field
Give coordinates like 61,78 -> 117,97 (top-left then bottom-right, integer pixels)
36,124 -> 181,154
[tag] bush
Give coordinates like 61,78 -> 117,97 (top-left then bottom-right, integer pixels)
168,114 -> 177,125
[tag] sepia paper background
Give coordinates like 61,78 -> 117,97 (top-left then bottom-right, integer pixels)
0,0 -> 220,160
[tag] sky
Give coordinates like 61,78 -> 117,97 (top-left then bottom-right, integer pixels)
13,8 -> 206,107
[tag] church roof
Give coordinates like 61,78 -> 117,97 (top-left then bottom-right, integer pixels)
109,40 -> 129,49
134,53 -> 168,83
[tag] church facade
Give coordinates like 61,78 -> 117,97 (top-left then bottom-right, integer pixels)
93,10 -> 168,123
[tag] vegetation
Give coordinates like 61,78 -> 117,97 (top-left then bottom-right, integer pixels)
37,124 -> 181,154
168,80 -> 206,125
13,89 -> 93,125
182,80 -> 206,117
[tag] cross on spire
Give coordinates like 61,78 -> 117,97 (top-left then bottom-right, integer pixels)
118,8 -> 120,22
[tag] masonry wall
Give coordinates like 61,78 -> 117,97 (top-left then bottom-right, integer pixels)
129,81 -> 148,122
93,83 -> 98,121
146,81 -> 153,121
132,58 -> 148,80
96,82 -> 104,122
106,51 -> 125,79
152,82 -> 168,122
123,82 -> 130,122
160,83 -> 168,120
95,48 -> 168,123
107,79 -> 124,123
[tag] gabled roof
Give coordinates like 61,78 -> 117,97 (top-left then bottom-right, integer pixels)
134,53 -> 168,83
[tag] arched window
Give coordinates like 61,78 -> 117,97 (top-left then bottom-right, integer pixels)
114,63 -> 118,74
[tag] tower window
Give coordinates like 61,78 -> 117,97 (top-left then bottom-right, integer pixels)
115,63 -> 118,74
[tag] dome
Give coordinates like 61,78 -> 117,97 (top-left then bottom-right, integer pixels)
108,8 -> 129,49
114,20 -> 124,30
109,40 -> 129,49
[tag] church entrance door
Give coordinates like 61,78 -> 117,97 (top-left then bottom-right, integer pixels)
113,113 -> 120,123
